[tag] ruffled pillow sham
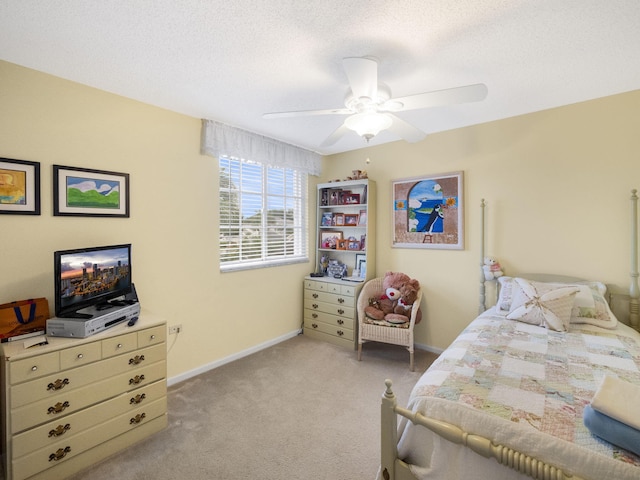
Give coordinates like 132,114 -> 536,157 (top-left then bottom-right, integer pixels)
506,278 -> 579,331
497,276 -> 618,329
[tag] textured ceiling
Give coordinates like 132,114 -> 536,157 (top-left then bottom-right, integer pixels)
1,1 -> 639,155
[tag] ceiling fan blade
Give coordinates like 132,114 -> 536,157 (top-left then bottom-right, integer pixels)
263,107 -> 351,119
320,123 -> 351,147
392,83 -> 488,111
386,114 -> 427,143
342,57 -> 378,99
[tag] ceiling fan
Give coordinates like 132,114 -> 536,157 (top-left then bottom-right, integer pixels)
263,57 -> 488,147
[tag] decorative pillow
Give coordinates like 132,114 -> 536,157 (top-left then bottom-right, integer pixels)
506,278 -> 579,331
497,277 -> 617,329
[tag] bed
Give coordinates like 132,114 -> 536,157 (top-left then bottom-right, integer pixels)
379,192 -> 640,480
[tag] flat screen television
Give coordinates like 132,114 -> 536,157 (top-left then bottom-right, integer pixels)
54,244 -> 133,318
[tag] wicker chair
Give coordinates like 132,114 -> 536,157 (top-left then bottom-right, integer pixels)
357,277 -> 423,371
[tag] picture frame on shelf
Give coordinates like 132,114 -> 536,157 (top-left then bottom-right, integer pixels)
336,239 -> 348,250
321,212 -> 333,226
329,189 -> 341,205
344,213 -> 359,226
360,234 -> 366,251
392,171 -> 463,250
0,157 -> 41,215
320,231 -> 342,249
358,210 -> 367,226
53,165 -> 130,217
347,240 -> 360,250
344,193 -> 360,204
333,213 -> 345,226
359,259 -> 367,278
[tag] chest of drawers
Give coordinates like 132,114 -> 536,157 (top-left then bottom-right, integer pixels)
303,277 -> 363,349
0,314 -> 167,480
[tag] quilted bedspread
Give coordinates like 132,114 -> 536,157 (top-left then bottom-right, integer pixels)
399,309 -> 640,480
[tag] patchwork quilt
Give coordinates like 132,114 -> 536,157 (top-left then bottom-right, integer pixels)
399,309 -> 640,480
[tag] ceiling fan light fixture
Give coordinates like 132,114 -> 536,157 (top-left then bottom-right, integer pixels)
344,112 -> 392,142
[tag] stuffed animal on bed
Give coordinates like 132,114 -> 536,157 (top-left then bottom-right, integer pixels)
385,279 -> 422,324
364,271 -> 411,321
482,256 -> 504,280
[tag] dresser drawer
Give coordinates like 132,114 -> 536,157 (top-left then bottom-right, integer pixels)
59,342 -> 102,370
303,279 -> 328,292
304,289 -> 355,307
304,318 -> 354,341
8,351 -> 60,385
102,332 -> 138,358
325,282 -> 356,296
304,298 -> 354,318
138,325 -> 166,348
10,343 -> 166,409
11,379 -> 166,459
13,397 -> 167,480
304,309 -> 354,330
11,360 -> 166,434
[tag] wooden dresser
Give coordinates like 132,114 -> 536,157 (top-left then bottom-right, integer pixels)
303,277 -> 363,349
0,314 -> 167,480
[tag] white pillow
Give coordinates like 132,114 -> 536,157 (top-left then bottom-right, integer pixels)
506,278 -> 579,331
497,276 -> 617,329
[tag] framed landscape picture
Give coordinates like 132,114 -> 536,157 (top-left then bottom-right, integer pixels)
53,165 -> 130,217
0,157 -> 40,215
392,171 -> 463,249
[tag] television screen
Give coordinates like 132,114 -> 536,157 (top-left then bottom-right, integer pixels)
54,244 -> 132,318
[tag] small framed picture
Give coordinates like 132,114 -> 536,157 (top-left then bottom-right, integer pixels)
344,213 -> 359,226
54,165 -> 129,217
333,213 -> 345,226
0,158 -> 41,215
320,231 -> 342,249
321,212 -> 333,226
359,260 -> 367,278
347,240 -> 360,250
336,239 -> 348,250
358,210 -> 367,226
344,193 -> 360,204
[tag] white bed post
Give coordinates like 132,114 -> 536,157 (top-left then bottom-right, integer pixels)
479,199 -> 486,314
380,379 -> 399,480
630,189 -> 639,331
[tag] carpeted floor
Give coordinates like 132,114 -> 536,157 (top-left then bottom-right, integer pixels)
68,334 -> 438,480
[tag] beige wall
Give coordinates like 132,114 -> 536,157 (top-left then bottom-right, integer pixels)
2,60 -> 639,374
325,90 -> 640,350
0,61 -> 314,381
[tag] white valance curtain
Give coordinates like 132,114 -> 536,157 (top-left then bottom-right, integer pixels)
200,119 -> 321,176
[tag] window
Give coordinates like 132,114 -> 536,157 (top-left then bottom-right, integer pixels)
219,156 -> 307,271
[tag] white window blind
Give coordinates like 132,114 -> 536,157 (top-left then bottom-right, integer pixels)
218,156 -> 307,271
202,120 -> 319,272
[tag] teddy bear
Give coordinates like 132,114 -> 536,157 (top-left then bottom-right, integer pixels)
384,279 -> 422,324
364,271 -> 411,321
482,256 -> 504,280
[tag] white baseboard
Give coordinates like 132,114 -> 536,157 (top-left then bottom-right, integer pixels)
167,329 -> 302,387
415,341 -> 444,355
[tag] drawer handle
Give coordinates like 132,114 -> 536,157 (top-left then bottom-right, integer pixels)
77,353 -> 84,359
337,330 -> 344,336
49,446 -> 71,462
129,355 -> 146,365
47,378 -> 70,391
337,319 -> 344,325
117,343 -> 124,349
338,298 -> 345,304
312,303 -> 318,309
312,293 -> 318,299
31,366 -> 38,372
311,323 -> 318,329
47,401 -> 70,415
130,393 -> 147,405
150,334 -> 156,340
312,313 -> 318,319
130,413 -> 146,424
337,309 -> 345,315
49,424 -> 71,437
129,374 -> 146,385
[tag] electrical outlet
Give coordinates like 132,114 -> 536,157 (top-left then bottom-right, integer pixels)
168,324 -> 182,335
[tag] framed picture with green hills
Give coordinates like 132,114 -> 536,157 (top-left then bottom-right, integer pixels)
53,165 -> 130,217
